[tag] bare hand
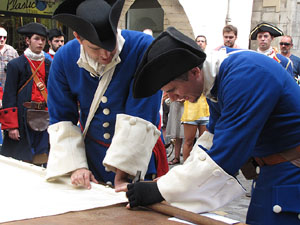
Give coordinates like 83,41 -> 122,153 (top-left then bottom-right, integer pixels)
114,168 -> 130,192
8,129 -> 20,140
114,181 -> 131,208
71,168 -> 99,189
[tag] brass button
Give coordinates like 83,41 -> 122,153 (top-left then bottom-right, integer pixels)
103,108 -> 110,115
101,96 -> 108,103
104,133 -> 111,139
103,122 -> 110,128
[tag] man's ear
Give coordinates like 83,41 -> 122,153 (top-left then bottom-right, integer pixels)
73,31 -> 82,44
25,37 -> 30,46
190,67 -> 201,78
48,40 -> 51,46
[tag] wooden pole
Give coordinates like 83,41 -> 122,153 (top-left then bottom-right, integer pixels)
146,202 -> 230,225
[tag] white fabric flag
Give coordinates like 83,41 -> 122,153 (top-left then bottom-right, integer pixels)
0,156 -> 127,223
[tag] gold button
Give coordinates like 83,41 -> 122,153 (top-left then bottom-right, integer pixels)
101,96 -> 108,103
104,133 -> 111,139
103,108 -> 110,115
103,122 -> 110,128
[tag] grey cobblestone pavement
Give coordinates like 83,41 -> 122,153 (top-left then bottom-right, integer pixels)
167,147 -> 251,223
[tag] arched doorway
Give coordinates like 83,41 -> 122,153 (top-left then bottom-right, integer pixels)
126,0 -> 164,37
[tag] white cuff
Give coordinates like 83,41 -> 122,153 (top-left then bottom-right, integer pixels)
45,121 -> 88,181
157,131 -> 245,213
103,114 -> 161,179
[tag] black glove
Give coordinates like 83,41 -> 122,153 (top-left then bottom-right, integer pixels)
126,182 -> 164,208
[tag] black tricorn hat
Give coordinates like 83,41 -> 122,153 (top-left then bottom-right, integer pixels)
250,22 -> 283,40
17,22 -> 48,37
48,28 -> 65,40
53,0 -> 124,51
133,27 -> 206,98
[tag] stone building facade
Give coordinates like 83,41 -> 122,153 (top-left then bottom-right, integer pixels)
119,0 -> 194,39
250,0 -> 300,55
118,0 -> 300,56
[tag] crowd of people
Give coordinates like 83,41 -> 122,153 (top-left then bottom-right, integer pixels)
0,0 -> 300,224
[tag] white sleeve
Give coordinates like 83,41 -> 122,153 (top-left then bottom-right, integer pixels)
103,114 -> 161,180
157,131 -> 245,213
45,121 -> 88,181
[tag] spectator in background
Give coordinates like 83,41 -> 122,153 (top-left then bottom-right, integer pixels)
181,95 -> 209,161
0,27 -> 19,145
250,22 -> 293,76
195,35 -> 207,51
0,27 -> 19,92
0,22 -> 51,165
165,99 -> 184,165
215,24 -> 240,50
279,35 -> 300,84
45,28 -> 65,61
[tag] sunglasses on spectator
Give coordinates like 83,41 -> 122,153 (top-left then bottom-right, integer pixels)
279,42 -> 291,46
0,36 -> 7,40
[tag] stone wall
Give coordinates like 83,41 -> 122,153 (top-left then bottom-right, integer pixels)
118,0 -> 300,56
119,0 -> 194,39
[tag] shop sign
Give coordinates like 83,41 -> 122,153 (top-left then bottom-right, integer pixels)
1,0 -> 62,16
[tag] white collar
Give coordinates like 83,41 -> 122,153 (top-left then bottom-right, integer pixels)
77,30 -> 125,77
49,48 -> 56,56
257,46 -> 274,56
24,48 -> 44,61
202,49 -> 228,102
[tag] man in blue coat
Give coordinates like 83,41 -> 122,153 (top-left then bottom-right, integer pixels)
250,22 -> 293,76
0,23 -> 50,165
45,0 -> 168,189
121,27 -> 300,225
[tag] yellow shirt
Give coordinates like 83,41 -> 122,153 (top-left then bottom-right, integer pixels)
181,94 -> 210,122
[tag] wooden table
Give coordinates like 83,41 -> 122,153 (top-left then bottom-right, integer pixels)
2,203 -> 246,225
3,203 -> 182,225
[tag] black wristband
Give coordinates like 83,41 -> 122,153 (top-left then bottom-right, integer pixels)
126,182 -> 164,208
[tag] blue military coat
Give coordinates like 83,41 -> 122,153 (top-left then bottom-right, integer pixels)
206,49 -> 300,224
48,30 -> 163,183
1,55 -> 51,161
